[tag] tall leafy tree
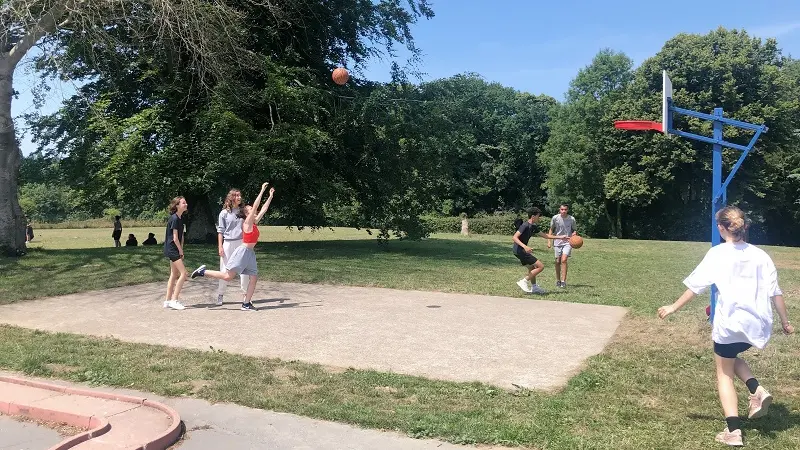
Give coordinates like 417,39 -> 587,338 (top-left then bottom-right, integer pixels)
0,0 -> 279,254
27,1 -> 435,242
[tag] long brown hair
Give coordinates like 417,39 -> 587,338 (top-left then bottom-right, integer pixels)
223,189 -> 241,212
168,196 -> 185,215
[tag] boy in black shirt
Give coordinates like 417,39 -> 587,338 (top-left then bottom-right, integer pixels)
512,207 -> 568,294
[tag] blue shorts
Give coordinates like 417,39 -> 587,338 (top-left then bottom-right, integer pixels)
714,342 -> 752,359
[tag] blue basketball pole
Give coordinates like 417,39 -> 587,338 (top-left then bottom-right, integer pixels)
616,85 -> 768,324
710,108 -> 724,322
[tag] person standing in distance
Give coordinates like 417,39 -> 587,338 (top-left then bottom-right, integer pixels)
547,203 -> 577,288
215,189 -> 248,306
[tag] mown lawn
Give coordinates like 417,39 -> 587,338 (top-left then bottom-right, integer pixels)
2,227 -> 799,449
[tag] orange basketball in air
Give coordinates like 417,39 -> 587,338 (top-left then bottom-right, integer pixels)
332,67 -> 349,85
569,235 -> 584,249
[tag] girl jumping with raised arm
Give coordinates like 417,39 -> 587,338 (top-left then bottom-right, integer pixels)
191,182 -> 275,311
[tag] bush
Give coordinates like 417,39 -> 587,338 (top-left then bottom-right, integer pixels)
103,208 -> 122,220
423,214 -> 551,236
18,183 -> 87,223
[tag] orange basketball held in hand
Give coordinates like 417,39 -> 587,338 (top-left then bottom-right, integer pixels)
569,235 -> 583,249
332,67 -> 349,85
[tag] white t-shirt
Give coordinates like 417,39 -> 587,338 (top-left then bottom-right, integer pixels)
683,242 -> 780,349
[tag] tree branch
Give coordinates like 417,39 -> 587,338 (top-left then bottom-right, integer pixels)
7,1 -> 70,69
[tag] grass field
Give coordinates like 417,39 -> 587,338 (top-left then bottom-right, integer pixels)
2,227 -> 800,449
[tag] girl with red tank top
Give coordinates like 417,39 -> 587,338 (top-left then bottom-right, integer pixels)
191,182 -> 275,311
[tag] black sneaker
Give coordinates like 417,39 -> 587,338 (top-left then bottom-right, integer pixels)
191,265 -> 207,279
240,302 -> 257,311
559,281 -> 566,288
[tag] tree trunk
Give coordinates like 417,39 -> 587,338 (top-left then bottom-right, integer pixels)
0,65 -> 26,256
603,200 -> 621,238
615,202 -> 623,239
184,194 -> 217,244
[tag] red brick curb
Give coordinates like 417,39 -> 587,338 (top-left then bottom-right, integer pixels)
0,376 -> 182,450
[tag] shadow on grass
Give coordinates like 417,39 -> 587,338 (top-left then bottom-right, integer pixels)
250,237 -> 518,267
688,403 -> 800,436
0,247 -> 167,305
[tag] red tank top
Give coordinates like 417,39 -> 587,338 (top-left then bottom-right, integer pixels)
243,224 -> 260,244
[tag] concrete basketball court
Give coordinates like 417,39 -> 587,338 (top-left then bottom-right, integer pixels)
0,281 -> 627,390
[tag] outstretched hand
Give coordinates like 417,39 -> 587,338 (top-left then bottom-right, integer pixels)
269,187 -> 275,196
261,182 -> 269,191
657,304 -> 676,319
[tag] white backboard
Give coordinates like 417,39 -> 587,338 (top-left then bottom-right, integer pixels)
662,70 -> 673,134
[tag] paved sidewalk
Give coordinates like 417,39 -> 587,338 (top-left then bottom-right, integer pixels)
0,375 -> 180,449
0,372 -> 516,450
0,281 -> 627,390
0,414 -> 63,450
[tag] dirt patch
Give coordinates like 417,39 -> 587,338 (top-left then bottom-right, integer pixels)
321,364 -> 348,374
272,367 -> 300,381
1,413 -> 84,437
608,313 -> 710,350
375,386 -> 399,394
774,260 -> 800,270
44,363 -> 79,375
189,379 -> 211,393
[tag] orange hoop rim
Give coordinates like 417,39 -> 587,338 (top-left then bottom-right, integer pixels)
613,120 -> 663,132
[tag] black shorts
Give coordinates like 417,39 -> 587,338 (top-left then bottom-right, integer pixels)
514,251 -> 538,266
112,230 -> 122,240
714,341 -> 752,359
164,245 -> 181,262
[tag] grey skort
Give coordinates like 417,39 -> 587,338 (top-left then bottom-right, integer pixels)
226,245 -> 258,276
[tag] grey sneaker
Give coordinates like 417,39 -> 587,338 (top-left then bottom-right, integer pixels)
560,281 -> 566,288
530,284 -> 546,295
215,294 -> 224,306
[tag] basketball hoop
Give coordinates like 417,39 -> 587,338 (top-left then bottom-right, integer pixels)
613,120 -> 664,132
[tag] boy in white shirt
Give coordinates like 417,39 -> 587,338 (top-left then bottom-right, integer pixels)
658,206 -> 793,447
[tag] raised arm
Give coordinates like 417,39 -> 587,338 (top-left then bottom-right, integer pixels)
255,187 -> 275,223
246,183 -> 269,225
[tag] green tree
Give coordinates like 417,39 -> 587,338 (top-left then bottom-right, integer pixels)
0,0 -> 285,255
27,1 -> 435,242
629,28 -> 800,243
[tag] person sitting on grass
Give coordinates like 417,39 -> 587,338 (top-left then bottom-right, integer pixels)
142,233 -> 157,245
191,182 -> 275,311
125,233 -> 138,246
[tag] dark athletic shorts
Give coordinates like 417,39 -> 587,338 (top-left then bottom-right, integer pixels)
714,341 -> 752,359
164,244 -> 181,262
514,251 -> 538,266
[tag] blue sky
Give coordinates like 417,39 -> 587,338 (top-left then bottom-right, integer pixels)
13,0 -> 800,156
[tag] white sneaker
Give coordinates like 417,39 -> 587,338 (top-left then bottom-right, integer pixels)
167,300 -> 186,310
516,279 -> 533,293
530,284 -> 546,294
215,294 -> 224,306
163,300 -> 170,308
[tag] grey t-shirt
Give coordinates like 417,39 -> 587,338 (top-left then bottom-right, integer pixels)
550,214 -> 576,247
217,208 -> 244,241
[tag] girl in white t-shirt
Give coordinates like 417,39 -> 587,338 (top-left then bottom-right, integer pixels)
658,206 -> 794,447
